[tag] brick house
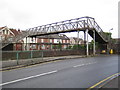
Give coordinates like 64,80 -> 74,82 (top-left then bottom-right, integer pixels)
0,26 -> 23,50
1,26 -> 71,51
22,33 -> 70,50
23,36 -> 37,51
69,37 -> 84,46
36,34 -> 70,50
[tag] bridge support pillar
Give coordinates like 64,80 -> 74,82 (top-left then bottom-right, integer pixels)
84,31 -> 86,55
93,30 -> 96,55
77,31 -> 79,44
86,29 -> 89,56
25,37 -> 27,50
77,31 -> 80,49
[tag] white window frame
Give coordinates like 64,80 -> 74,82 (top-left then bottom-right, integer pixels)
41,39 -> 44,43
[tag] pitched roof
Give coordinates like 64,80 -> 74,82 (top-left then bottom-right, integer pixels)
59,34 -> 69,40
0,26 -> 6,30
0,26 -> 21,36
71,37 -> 83,42
9,29 -> 21,36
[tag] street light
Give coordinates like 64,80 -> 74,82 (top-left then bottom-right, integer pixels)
109,28 -> 113,41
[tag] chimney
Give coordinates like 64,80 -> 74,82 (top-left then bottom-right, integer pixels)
18,29 -> 20,32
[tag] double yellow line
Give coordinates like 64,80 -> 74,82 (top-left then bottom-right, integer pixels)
87,73 -> 120,90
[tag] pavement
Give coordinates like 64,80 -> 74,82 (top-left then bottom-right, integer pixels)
1,55 -> 87,71
1,54 -> 110,71
1,55 -> 118,88
88,73 -> 120,89
99,76 -> 119,89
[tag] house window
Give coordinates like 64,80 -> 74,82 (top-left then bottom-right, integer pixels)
33,45 -> 36,49
30,44 -> 36,50
0,37 -> 1,41
64,45 -> 67,49
50,39 -> 52,43
54,39 -> 58,43
2,30 -> 5,34
41,39 -> 44,43
6,30 -> 8,35
41,45 -> 45,49
67,40 -> 69,43
63,40 -> 65,43
4,30 -> 8,34
59,39 -> 62,43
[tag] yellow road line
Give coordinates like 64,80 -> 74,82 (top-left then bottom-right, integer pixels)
87,73 -> 120,90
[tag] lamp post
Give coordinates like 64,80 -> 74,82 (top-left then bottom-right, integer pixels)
109,28 -> 113,41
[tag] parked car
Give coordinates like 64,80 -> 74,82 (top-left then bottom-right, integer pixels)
101,50 -> 106,54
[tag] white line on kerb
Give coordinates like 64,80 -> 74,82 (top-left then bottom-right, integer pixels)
0,70 -> 57,86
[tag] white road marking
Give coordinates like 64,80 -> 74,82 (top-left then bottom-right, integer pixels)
0,70 -> 57,86
73,64 -> 84,67
73,62 -> 96,68
91,62 -> 96,64
85,63 -> 89,65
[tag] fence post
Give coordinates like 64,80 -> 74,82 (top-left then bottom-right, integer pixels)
16,51 -> 19,65
31,50 -> 33,59
41,51 -> 43,60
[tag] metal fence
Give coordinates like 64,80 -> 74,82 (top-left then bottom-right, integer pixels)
2,49 -> 86,61
2,50 -> 43,61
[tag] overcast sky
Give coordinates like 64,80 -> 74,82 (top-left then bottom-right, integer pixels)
0,0 -> 119,39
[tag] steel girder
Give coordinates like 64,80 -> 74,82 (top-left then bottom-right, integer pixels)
1,16 -> 108,49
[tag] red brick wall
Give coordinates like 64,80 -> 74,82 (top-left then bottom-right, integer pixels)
15,43 -> 22,51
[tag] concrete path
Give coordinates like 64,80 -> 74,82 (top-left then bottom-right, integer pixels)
100,76 -> 119,89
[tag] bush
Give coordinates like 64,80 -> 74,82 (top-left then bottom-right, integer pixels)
72,44 -> 85,50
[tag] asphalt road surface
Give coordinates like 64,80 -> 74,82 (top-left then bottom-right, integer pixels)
1,55 -> 119,88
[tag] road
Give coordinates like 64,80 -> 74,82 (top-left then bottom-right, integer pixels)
1,55 -> 119,88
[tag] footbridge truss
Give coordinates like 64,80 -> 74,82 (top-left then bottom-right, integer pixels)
1,16 -> 108,49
